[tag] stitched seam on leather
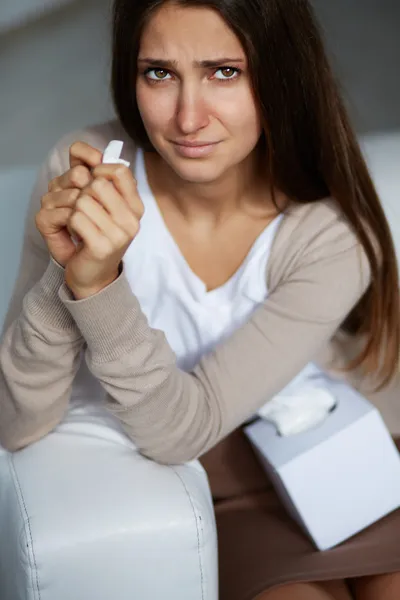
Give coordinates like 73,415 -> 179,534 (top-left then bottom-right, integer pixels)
10,455 -> 42,600
172,468 -> 205,600
6,454 -> 37,600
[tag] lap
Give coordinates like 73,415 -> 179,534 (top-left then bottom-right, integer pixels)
202,430 -> 400,599
349,572 -> 400,600
254,574 -> 400,600
255,580 -> 353,600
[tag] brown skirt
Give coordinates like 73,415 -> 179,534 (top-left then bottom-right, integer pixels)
200,429 -> 400,600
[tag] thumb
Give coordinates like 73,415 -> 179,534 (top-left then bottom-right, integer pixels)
69,141 -> 103,169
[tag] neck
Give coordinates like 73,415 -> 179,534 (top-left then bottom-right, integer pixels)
144,149 -> 275,227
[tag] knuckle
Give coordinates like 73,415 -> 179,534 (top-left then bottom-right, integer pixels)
41,192 -> 50,208
115,165 -> 129,178
35,211 -> 43,229
69,141 -> 82,156
48,178 -> 58,192
114,228 -> 128,246
128,218 -> 140,237
91,177 -> 108,194
92,240 -> 112,260
76,195 -> 90,212
63,207 -> 74,220
70,165 -> 90,188
68,188 -> 80,204
42,193 -> 57,210
69,211 -> 81,229
60,207 -> 74,226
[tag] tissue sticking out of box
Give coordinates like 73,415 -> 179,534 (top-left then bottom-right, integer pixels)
258,385 -> 337,436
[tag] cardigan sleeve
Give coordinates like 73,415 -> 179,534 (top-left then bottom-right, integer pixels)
58,204 -> 371,464
0,121 -> 130,451
0,143 -> 86,451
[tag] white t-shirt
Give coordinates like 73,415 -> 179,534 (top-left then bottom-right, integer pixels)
123,148 -> 284,372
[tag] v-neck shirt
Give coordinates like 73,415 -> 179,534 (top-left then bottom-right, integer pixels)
122,148 -> 284,371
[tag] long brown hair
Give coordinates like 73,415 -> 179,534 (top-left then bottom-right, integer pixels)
111,0 -> 400,386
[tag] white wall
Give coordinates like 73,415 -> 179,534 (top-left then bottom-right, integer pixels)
0,0 -> 113,167
0,0 -> 73,33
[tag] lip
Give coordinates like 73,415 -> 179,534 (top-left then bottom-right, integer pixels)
174,140 -> 218,147
171,140 -> 220,158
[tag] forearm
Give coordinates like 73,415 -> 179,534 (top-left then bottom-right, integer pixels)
0,260 -> 85,451
58,213 -> 371,465
59,272 -> 219,463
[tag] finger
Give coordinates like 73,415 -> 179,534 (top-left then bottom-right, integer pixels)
47,179 -> 62,193
36,207 -> 74,235
82,177 -> 130,219
68,211 -> 113,260
51,165 -> 93,193
41,188 -> 80,209
47,143 -> 103,193
91,164 -> 144,219
48,165 -> 92,193
75,192 -> 138,240
76,195 -> 131,247
69,141 -> 103,169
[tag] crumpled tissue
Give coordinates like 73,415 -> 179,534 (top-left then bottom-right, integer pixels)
257,364 -> 337,436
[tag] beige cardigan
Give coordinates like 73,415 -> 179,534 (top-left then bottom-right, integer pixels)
1,120 -> 399,462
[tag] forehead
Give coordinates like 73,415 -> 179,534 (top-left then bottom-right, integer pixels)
139,3 -> 244,59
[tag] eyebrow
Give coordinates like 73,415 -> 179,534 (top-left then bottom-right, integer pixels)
137,57 -> 245,69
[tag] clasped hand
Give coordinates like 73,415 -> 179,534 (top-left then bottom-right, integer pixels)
65,159 -> 144,299
36,142 -> 144,300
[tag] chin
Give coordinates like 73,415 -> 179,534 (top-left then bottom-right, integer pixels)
164,154 -> 229,184
176,164 -> 226,184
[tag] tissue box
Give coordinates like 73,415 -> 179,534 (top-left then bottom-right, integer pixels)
244,381 -> 400,550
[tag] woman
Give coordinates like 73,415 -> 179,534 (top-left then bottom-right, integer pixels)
1,0 -> 400,598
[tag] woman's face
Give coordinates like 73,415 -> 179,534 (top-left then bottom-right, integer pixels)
136,2 -> 262,184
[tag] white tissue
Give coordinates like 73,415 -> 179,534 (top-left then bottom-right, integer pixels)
102,140 -> 130,167
258,386 -> 336,436
258,365 -> 337,436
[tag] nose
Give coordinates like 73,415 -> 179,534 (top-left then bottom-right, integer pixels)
175,82 -> 210,135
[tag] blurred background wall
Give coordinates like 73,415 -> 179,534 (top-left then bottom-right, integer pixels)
0,0 -> 399,168
0,0 -> 73,33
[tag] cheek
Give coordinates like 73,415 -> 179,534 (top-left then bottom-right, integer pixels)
136,81 -> 175,134
213,87 -> 261,138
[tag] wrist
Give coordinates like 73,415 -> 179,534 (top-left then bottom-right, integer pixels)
68,270 -> 120,300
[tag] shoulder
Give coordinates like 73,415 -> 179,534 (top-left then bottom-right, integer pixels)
47,119 -> 137,175
274,198 -> 363,261
268,198 -> 370,292
281,198 -> 357,247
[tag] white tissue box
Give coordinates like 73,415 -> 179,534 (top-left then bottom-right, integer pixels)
244,381 -> 400,550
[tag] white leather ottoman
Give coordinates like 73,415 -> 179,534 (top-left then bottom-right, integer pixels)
0,402 -> 218,600
0,168 -> 218,600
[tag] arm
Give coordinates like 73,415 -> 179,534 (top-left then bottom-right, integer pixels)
59,208 -> 371,464
0,148 -> 85,451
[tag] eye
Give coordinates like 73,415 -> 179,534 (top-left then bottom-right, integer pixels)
145,68 -> 172,81
213,67 -> 241,81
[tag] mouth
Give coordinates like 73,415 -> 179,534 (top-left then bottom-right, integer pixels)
171,140 -> 220,158
173,140 -> 219,147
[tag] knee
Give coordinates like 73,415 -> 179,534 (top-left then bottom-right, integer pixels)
254,582 -> 336,600
352,572 -> 400,600
254,584 -> 308,599
253,585 -> 302,600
